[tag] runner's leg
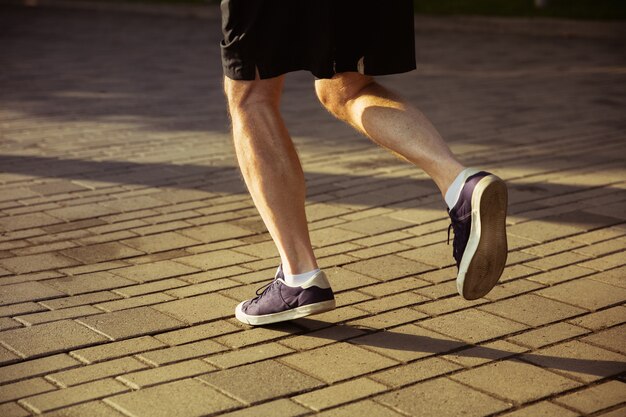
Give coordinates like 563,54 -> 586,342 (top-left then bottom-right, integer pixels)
225,75 -> 317,275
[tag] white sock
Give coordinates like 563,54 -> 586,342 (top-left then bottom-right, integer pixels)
444,168 -> 479,209
283,268 -> 320,287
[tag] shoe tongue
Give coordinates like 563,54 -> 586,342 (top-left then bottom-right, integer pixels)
275,265 -> 284,280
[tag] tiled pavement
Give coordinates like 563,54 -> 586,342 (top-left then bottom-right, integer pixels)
1,4 -> 625,417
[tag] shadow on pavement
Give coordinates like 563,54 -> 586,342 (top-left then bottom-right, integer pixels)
290,318 -> 626,378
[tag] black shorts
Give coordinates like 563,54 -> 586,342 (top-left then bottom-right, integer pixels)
220,0 -> 417,80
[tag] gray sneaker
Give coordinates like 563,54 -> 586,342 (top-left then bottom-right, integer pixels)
235,266 -> 336,326
448,169 -> 508,300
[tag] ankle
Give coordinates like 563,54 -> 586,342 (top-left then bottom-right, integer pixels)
282,259 -> 318,275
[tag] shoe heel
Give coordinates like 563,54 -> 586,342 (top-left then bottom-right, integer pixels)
463,176 -> 508,300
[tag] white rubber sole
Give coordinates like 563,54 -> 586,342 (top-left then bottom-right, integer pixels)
456,175 -> 508,300
235,299 -> 336,326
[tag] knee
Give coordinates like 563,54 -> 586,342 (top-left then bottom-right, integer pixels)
315,73 -> 375,120
224,76 -> 282,115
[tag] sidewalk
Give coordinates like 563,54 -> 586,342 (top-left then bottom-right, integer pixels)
0,4 -> 625,417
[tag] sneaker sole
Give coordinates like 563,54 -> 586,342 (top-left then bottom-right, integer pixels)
457,175 -> 508,300
235,299 -> 336,326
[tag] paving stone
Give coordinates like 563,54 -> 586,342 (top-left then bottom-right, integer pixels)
0,253 -> 80,274
47,357 -> 148,387
0,377 -> 57,403
574,238 -> 626,258
71,336 -> 166,364
479,293 -> 586,327
483,278 -> 545,301
0,320 -> 108,358
353,231 -> 414,247
593,406 -> 626,417
198,359 -> 323,404
355,291 -> 429,314
137,339 -> 227,366
522,340 -> 626,382
0,354 -> 81,384
536,278 -> 626,311
279,343 -> 397,384
0,270 -> 63,286
0,281 -> 65,305
42,400 -> 128,417
359,277 -> 430,297
376,376 -> 510,417
0,317 -> 21,331
213,323 -> 299,349
554,380 -> 626,414
61,242 -> 143,264
101,196 -> 168,212
174,250 -> 256,270
77,306 -> 185,339
0,402 -> 31,417
164,278 -> 240,298
94,293 -> 174,312
442,339 -> 528,368
508,220 -> 581,243
121,231 -> 200,253
499,264 -> 541,282
20,378 -> 128,414
419,309 -> 528,344
523,251 -> 589,271
44,272 -> 136,295
522,239 -> 584,257
354,323 -> 468,363
182,265 -> 250,284
178,223 -> 253,243
568,306 -> 626,331
59,261 -> 129,277
278,324 -> 366,351
397,242 -> 456,268
346,242 -> 409,260
526,264 -> 593,286
206,342 -> 293,369
16,305 -> 103,325
41,292 -> 122,310
293,377 -> 387,411
579,252 -> 626,271
0,213 -> 64,232
414,281 -> 456,300
451,359 -> 580,403
231,240 -> 279,259
317,400 -> 404,417
152,293 -> 236,324
589,265 -> 626,288
111,279 -> 188,298
499,401 -> 578,417
106,378 -> 241,417
344,254 -> 433,281
117,358 -> 215,389
309,227 -> 366,247
369,357 -> 462,388
154,320 -> 240,345
216,399 -> 309,417
336,216 -> 413,235
581,324 -> 626,354
508,322 -> 590,349
47,205 -> 118,222
347,307 -> 427,330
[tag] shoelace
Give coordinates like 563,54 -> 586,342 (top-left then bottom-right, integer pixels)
251,279 -> 278,302
447,219 -> 463,263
